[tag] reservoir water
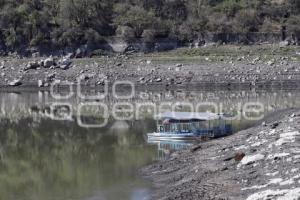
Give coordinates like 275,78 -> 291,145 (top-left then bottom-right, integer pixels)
0,88 -> 299,200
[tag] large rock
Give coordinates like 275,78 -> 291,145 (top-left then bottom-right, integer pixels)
25,61 -> 40,70
32,52 -> 40,58
9,79 -> 22,86
65,53 -> 74,59
38,80 -> 44,87
239,154 -> 265,165
107,37 -> 129,53
279,40 -> 290,47
0,62 -> 4,69
75,46 -> 88,58
43,57 -> 54,68
58,57 -> 72,70
60,65 -> 69,70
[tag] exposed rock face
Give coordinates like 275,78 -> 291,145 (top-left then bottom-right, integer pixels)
143,110 -> 300,200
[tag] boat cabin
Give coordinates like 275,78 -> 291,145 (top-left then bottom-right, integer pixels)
155,112 -> 232,138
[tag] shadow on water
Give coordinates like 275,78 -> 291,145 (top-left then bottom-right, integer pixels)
0,88 -> 299,200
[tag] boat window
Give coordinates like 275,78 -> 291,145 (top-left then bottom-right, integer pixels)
192,122 -> 200,129
182,123 -> 191,132
171,124 -> 179,132
159,126 -> 164,132
199,121 -> 209,129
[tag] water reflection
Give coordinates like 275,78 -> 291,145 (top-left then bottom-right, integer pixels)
148,140 -> 196,160
0,89 -> 299,200
0,118 -> 155,200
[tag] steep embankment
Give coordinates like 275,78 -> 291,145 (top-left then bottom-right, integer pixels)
143,109 -> 300,200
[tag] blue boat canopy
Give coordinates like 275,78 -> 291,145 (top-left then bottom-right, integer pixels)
157,112 -> 223,121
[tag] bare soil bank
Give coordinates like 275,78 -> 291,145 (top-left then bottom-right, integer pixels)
142,109 -> 300,200
0,45 -> 300,90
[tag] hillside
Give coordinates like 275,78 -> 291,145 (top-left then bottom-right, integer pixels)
0,0 -> 299,54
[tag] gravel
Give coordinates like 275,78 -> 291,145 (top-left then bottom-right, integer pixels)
142,109 -> 300,200
0,54 -> 299,89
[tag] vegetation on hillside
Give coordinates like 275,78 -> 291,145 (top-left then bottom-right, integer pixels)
0,0 -> 299,51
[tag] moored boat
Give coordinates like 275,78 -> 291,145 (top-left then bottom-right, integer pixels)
147,112 -> 232,141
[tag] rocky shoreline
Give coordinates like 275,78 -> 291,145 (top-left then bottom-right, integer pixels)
0,46 -> 299,90
142,109 -> 300,200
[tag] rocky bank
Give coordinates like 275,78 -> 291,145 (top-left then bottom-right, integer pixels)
0,46 -> 300,90
142,109 -> 300,200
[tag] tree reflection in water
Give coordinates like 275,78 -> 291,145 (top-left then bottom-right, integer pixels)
0,118 -> 156,200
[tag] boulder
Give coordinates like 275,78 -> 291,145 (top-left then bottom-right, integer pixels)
38,80 -> 44,87
9,79 -> 22,86
267,60 -> 275,66
32,52 -> 40,58
43,57 -> 54,68
279,40 -> 290,47
61,57 -> 71,66
235,152 -> 246,162
47,73 -> 56,80
107,37 -> 129,53
60,65 -> 69,70
58,57 -> 72,70
240,154 -> 265,165
75,46 -> 88,58
25,61 -> 40,70
75,48 -> 83,58
155,78 -> 162,82
66,53 -> 74,59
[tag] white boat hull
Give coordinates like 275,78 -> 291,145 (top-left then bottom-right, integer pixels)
147,133 -> 199,141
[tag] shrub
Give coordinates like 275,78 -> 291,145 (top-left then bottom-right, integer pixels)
234,9 -> 260,33
0,0 -> 299,51
113,5 -> 159,37
286,15 -> 300,37
214,0 -> 243,17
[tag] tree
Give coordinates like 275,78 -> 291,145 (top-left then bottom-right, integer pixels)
234,9 -> 260,33
0,0 -> 298,52
113,5 -> 159,37
286,15 -> 300,37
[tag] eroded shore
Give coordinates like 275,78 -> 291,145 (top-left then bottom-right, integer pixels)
142,109 -> 300,200
0,45 -> 300,90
